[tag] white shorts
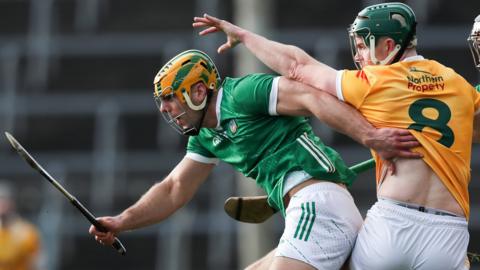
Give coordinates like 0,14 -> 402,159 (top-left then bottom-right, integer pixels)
350,199 -> 470,270
275,182 -> 363,269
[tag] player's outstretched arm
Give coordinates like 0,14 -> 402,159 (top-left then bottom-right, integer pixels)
276,77 -> 422,160
193,14 -> 338,95
89,157 -> 214,245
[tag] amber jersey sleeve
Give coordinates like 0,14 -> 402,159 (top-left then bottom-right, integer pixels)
337,57 -> 480,218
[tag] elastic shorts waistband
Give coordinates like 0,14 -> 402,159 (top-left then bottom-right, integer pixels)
282,170 -> 312,197
293,181 -> 352,199
378,197 -> 460,217
373,199 -> 467,228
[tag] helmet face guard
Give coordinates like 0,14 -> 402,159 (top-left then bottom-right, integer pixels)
349,31 -> 402,69
348,2 -> 417,69
468,15 -> 480,71
153,50 -> 221,135
154,91 -> 200,136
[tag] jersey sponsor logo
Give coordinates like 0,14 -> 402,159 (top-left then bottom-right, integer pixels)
407,71 -> 445,92
213,135 -> 223,146
355,70 -> 370,84
212,130 -> 231,146
294,201 -> 316,241
409,67 -> 434,75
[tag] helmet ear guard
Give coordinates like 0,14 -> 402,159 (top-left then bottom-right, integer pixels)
349,2 -> 417,68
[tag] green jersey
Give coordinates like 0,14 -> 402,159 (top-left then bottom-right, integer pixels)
186,74 -> 355,213
476,84 -> 480,92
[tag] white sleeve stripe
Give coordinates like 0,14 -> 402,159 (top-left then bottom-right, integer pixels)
215,88 -> 223,129
185,152 -> 219,165
269,77 -> 280,115
336,70 -> 345,101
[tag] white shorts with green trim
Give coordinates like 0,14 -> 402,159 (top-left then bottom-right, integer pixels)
349,199 -> 470,270
275,182 -> 363,269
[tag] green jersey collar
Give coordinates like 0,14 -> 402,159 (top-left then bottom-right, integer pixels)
215,87 -> 223,130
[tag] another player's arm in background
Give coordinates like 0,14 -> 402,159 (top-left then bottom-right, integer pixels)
193,14 -> 337,95
474,85 -> 480,143
89,157 -> 215,244
474,110 -> 480,143
276,77 -> 421,159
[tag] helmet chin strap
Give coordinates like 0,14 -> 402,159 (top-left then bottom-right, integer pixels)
182,90 -> 213,136
368,35 -> 401,65
368,21 -> 417,65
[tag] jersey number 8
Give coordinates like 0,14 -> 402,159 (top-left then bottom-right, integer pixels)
407,98 -> 454,148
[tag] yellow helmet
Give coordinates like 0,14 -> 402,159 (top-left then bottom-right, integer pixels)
153,49 -> 221,110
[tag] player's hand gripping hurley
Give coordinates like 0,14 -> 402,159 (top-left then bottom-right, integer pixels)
5,132 -> 126,255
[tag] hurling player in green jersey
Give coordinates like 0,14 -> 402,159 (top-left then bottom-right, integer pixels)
89,50 -> 420,269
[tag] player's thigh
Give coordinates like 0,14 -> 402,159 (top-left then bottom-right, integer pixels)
350,200 -> 469,270
414,227 -> 469,270
245,249 -> 276,270
277,182 -> 362,269
269,256 -> 316,270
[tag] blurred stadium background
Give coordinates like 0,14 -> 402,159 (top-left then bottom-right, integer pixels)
0,0 -> 479,269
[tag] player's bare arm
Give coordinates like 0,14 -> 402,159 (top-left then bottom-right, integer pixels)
193,14 -> 338,96
276,77 -> 421,160
89,157 -> 214,245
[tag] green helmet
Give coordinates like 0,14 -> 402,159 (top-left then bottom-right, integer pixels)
349,2 -> 417,67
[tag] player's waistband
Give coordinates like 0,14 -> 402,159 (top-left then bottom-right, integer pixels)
378,197 -> 461,217
282,170 -> 312,197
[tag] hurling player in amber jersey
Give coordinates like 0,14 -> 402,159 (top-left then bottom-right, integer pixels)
194,2 -> 480,269
0,182 -> 41,270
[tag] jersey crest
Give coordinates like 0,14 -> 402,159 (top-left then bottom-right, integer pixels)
228,119 -> 238,134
